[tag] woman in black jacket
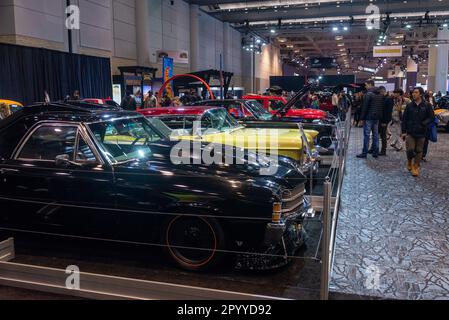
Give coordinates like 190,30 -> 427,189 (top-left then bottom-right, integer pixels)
401,87 -> 435,177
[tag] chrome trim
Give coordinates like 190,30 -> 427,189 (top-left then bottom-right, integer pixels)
84,115 -> 144,125
282,190 -> 305,202
281,201 -> 303,214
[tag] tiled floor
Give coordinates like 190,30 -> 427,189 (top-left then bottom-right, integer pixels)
330,127 -> 449,300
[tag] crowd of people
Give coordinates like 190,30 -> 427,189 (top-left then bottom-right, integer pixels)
120,89 -> 204,110
355,80 -> 437,178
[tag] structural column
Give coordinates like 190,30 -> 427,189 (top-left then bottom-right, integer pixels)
136,0 -> 151,66
190,4 -> 200,71
406,57 -> 418,91
223,22 -> 231,72
428,28 -> 449,94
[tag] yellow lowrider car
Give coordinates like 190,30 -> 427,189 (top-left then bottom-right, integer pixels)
435,108 -> 449,131
143,107 -> 320,172
0,99 -> 23,120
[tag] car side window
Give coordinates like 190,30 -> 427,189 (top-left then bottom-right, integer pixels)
18,125 -> 77,161
76,135 -> 97,163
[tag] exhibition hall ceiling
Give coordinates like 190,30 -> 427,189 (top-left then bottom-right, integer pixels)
187,0 -> 449,78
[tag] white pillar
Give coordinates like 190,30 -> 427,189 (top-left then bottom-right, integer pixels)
428,29 -> 449,93
190,4 -> 200,71
136,0 -> 151,66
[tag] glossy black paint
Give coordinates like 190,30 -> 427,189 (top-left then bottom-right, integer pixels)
0,103 -> 308,269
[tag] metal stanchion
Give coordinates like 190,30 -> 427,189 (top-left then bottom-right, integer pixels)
310,164 -> 313,197
320,177 -> 332,300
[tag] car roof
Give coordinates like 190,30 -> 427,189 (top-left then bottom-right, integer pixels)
0,102 -> 140,128
0,99 -> 23,106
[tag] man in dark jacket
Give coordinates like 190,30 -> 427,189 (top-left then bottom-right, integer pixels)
378,86 -> 394,156
120,91 -> 137,111
357,80 -> 385,158
401,87 -> 435,177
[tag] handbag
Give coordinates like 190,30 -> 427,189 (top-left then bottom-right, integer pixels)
428,116 -> 439,143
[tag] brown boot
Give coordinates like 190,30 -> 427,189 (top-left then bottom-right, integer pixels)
407,160 -> 413,171
411,164 -> 420,177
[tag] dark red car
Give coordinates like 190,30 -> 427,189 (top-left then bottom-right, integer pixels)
242,94 -> 332,122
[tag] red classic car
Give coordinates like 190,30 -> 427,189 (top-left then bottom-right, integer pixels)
242,94 -> 334,122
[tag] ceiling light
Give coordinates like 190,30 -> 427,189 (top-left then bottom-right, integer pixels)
333,27 -> 339,31
270,29 -> 276,33
406,24 -> 412,29
444,23 -> 448,27
343,26 -> 348,31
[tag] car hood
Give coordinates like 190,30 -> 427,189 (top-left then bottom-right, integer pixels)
112,139 -> 306,191
172,127 -> 319,151
286,109 -> 328,119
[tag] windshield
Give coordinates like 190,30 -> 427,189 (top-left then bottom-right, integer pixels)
244,100 -> 273,120
146,117 -> 173,137
200,108 -> 241,133
88,117 -> 164,163
269,99 -> 286,111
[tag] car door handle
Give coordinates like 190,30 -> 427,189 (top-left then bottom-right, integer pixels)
0,168 -> 19,174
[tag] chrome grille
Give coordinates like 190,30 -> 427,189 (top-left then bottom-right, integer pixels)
281,183 -> 305,217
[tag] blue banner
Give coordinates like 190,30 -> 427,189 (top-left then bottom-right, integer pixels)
163,57 -> 174,98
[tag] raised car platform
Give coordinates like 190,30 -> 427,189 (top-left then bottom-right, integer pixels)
330,127 -> 449,300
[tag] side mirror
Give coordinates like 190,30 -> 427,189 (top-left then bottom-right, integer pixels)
55,154 -> 70,167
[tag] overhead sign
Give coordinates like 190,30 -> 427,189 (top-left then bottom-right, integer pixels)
373,46 -> 403,57
157,50 -> 189,64
310,57 -> 338,69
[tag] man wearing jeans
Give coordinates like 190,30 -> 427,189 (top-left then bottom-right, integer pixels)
401,87 -> 434,177
357,80 -> 385,159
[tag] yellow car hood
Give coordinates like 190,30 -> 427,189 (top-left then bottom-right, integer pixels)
172,127 -> 318,161
435,109 -> 449,115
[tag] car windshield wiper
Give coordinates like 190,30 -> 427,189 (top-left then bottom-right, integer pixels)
227,125 -> 245,133
113,158 -> 141,166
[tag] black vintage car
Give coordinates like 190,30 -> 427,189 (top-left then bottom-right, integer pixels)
0,103 -> 309,271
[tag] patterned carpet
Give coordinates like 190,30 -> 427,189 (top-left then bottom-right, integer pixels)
330,127 -> 449,300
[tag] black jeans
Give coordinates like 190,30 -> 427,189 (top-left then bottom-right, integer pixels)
423,138 -> 429,158
379,124 -> 388,154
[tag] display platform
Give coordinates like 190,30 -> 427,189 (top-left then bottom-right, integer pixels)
331,128 -> 449,300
